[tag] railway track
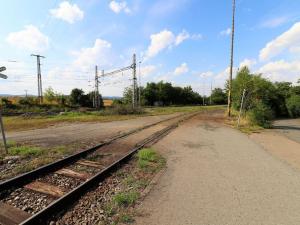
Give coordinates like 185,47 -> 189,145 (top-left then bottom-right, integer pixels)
0,112 -> 197,225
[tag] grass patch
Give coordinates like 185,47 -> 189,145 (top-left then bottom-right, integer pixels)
137,148 -> 166,173
120,214 -> 134,223
113,191 -> 139,207
9,146 -> 43,157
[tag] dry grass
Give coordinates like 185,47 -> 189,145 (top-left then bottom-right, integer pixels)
3,105 -> 225,132
226,110 -> 264,134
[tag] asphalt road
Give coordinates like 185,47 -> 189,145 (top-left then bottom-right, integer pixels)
134,115 -> 300,225
273,118 -> 300,144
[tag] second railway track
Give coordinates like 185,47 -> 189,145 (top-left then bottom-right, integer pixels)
0,112 -> 198,225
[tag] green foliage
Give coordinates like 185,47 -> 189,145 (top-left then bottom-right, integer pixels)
19,97 -> 36,106
138,148 -> 157,162
113,191 -> 139,207
1,98 -> 15,109
210,88 -> 227,105
286,95 -> 300,118
248,101 -> 274,128
230,66 -> 300,125
109,104 -> 144,115
69,88 -> 103,108
120,214 -> 134,223
9,146 -> 43,157
137,148 -> 165,172
140,81 -> 202,106
44,87 -> 56,103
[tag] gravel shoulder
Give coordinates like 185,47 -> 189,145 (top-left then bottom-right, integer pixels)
134,115 -> 300,225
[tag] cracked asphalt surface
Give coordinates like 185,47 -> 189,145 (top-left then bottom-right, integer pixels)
134,115 -> 300,225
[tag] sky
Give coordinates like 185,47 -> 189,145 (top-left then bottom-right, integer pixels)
0,0 -> 300,97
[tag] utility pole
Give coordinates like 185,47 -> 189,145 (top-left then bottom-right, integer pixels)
132,54 -> 137,109
24,90 -> 28,98
210,80 -> 212,105
202,79 -> 205,106
138,61 -> 142,107
227,0 -> 236,117
31,54 -> 45,104
94,66 -> 99,109
0,66 -> 8,153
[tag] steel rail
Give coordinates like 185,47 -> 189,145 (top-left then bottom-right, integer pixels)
0,113 -> 185,192
20,112 -> 197,225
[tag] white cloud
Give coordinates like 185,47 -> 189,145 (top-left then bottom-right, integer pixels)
220,28 -> 231,36
175,30 -> 202,46
6,25 -> 49,52
109,1 -> 131,14
198,71 -> 214,78
175,30 -> 190,45
145,29 -> 201,59
72,38 -> 112,69
259,22 -> 300,61
239,58 -> 257,68
257,60 -> 300,83
146,30 -> 175,58
50,1 -> 84,24
140,65 -> 157,78
174,63 -> 189,75
261,16 -> 289,28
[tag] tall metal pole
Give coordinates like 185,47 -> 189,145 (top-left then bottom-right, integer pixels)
0,109 -> 7,154
31,54 -> 45,104
132,54 -> 137,109
0,68 -> 8,153
227,0 -> 236,117
202,78 -> 205,106
138,61 -> 142,107
95,65 -> 99,109
210,80 -> 212,105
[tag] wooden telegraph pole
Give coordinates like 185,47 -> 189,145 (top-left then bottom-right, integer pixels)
0,66 -> 8,153
227,0 -> 236,117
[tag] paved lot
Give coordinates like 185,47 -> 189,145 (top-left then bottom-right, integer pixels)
273,118 -> 300,144
134,116 -> 300,225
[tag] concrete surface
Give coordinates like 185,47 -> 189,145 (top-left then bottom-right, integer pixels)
273,118 -> 300,144
134,116 -> 300,225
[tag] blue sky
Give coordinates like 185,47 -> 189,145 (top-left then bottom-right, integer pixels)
1,0 -> 300,96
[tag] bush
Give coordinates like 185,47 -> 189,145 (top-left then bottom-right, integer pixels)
286,95 -> 300,118
19,97 -> 36,106
109,104 -> 144,115
248,101 -> 274,128
113,191 -> 139,207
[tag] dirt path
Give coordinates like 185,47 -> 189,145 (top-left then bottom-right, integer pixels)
134,115 -> 300,225
6,114 -> 181,147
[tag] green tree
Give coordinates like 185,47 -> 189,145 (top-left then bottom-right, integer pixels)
210,88 -> 227,105
286,95 -> 300,118
70,88 -> 85,106
44,87 -> 57,103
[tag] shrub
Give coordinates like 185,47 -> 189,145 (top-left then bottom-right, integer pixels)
113,191 -> 139,207
248,101 -> 274,128
286,95 -> 300,118
19,97 -> 36,106
109,104 -> 144,115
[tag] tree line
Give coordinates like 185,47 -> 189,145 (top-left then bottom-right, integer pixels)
121,81 -> 227,106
